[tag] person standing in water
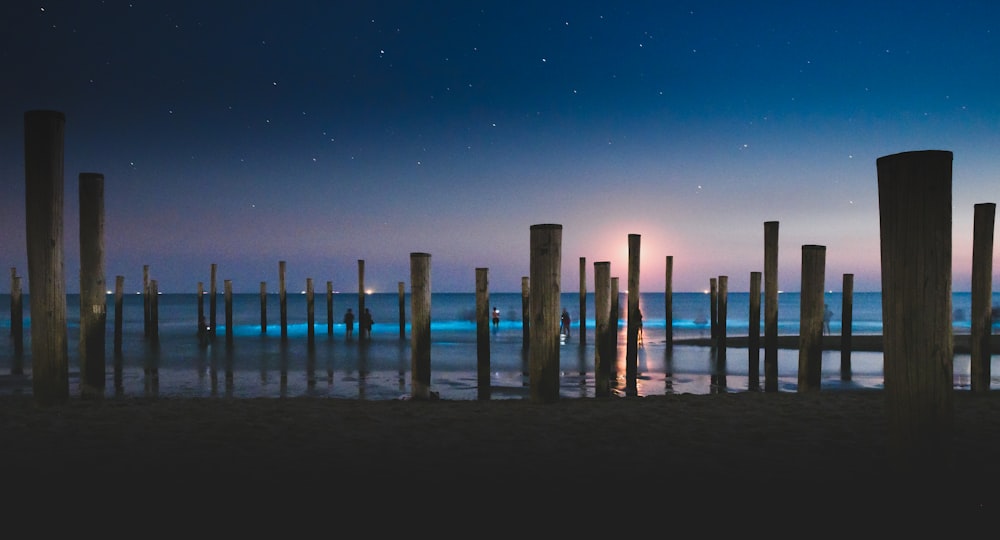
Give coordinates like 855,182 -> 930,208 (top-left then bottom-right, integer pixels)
344,308 -> 355,340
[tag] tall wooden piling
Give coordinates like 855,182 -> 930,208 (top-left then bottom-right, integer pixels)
279,260 -> 287,341
717,275 -> 728,364
409,253 -> 432,399
764,220 -> 779,392
529,224 -> 562,403
357,259 -> 366,342
841,273 -> 854,380
798,245 -> 826,392
579,256 -> 587,344
971,202 -> 996,392
24,110 -> 69,406
306,278 -> 315,350
327,281 -> 334,336
225,279 -> 234,348
749,271 -> 761,390
594,261 -> 612,397
398,281 -> 406,340
665,256 -> 674,348
78,172 -> 106,397
260,282 -> 267,333
521,276 -> 530,349
210,263 -> 218,338
625,233 -> 640,397
476,268 -> 490,399
877,149 -> 954,474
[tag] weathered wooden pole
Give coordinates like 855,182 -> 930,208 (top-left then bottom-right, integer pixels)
625,233 -> 640,397
579,256 -> 587,344
114,275 -> 124,391
210,263 -> 218,338
798,245 -> 826,392
398,281 -> 406,340
749,271 -> 762,391
78,172 -> 106,397
225,279 -> 234,348
520,276 -> 530,350
279,260 -> 287,341
594,261 -> 612,397
476,267 -> 490,399
529,224 -> 562,403
260,281 -> 267,334
306,278 -> 315,350
409,252 -> 432,399
841,273 -> 854,381
11,274 -> 23,374
24,110 -> 68,406
764,220 -> 779,392
665,256 -> 674,348
143,264 -> 150,338
971,202 -> 996,392
877,149 -> 954,474
717,275 -> 728,371
610,276 -> 620,381
357,259 -> 366,342
327,281 -> 334,337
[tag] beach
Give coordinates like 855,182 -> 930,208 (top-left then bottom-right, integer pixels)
2,389 -> 999,529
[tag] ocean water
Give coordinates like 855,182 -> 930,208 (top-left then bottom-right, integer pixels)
0,291 -> 997,399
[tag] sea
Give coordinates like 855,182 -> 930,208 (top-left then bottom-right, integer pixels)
0,291 -> 997,400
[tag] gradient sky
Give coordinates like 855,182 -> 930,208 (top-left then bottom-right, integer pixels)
3,1 -> 1000,294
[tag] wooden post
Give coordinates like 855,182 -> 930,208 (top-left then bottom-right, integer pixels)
749,271 -> 762,391
625,233 -> 640,396
610,277 -> 620,381
798,245 -> 826,392
398,281 -> 406,340
24,110 -> 69,406
665,256 -> 674,348
529,224 -> 562,403
225,279 -> 234,348
114,275 -> 124,391
210,263 -> 218,339
197,282 -> 205,340
409,253 -> 432,399
594,261 -> 612,397
327,281 -> 334,336
279,260 -> 287,341
841,273 -> 854,381
717,275 -> 728,370
579,256 -> 587,345
357,259 -> 366,342
260,281 -> 267,334
877,149 -> 954,474
520,276 -> 530,350
306,278 -> 314,350
476,268 -> 490,399
149,279 -> 159,344
709,277 -> 718,341
971,202 -> 996,392
764,220 -> 779,392
78,172 -> 106,397
143,264 -> 150,338
11,275 -> 23,374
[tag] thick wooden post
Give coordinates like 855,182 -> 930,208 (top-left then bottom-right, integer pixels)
971,202 -> 996,392
357,259 -> 366,341
625,233 -> 640,397
529,224 -> 562,403
594,261 -> 612,397
78,172 -> 106,397
210,263 -> 218,338
409,253 -> 432,399
520,276 -> 530,350
260,282 -> 267,334
279,261 -> 288,341
24,110 -> 68,406
398,281 -> 406,340
877,149 -> 954,474
764,220 -> 779,392
749,271 -> 762,391
476,268 -> 490,399
306,278 -> 315,350
841,273 -> 854,381
665,256 -> 674,348
798,245 -> 826,392
225,279 -> 234,348
579,256 -> 587,344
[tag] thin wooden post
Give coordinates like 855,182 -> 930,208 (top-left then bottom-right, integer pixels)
409,253 -> 432,399
529,224 -> 562,403
717,275 -> 728,382
476,268 -> 490,399
521,276 -> 530,350
709,277 -> 718,340
210,263 -> 218,338
749,271 -> 762,391
877,149 -> 954,474
327,281 -> 334,336
625,233 -> 640,397
398,281 -> 406,340
579,256 -> 587,344
149,279 -> 159,344
260,281 -> 267,334
197,281 -> 205,339
841,273 -> 854,381
24,110 -> 69,406
764,220 -> 779,392
306,278 -> 315,350
225,279 -> 234,348
594,261 -> 612,397
79,172 -> 106,397
971,202 -> 996,392
357,259 -> 366,342
798,245 -> 826,392
665,256 -> 674,348
279,260 -> 287,341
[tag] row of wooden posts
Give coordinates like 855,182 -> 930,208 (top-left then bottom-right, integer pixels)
17,110 -> 990,475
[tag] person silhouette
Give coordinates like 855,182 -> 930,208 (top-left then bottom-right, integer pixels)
560,308 -> 571,337
823,304 -> 833,335
361,308 -> 374,340
344,308 -> 355,340
492,306 -> 500,329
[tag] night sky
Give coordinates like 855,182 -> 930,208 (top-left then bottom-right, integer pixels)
3,1 -> 999,294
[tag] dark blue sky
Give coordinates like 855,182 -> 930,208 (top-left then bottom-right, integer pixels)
3,1 -> 999,293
